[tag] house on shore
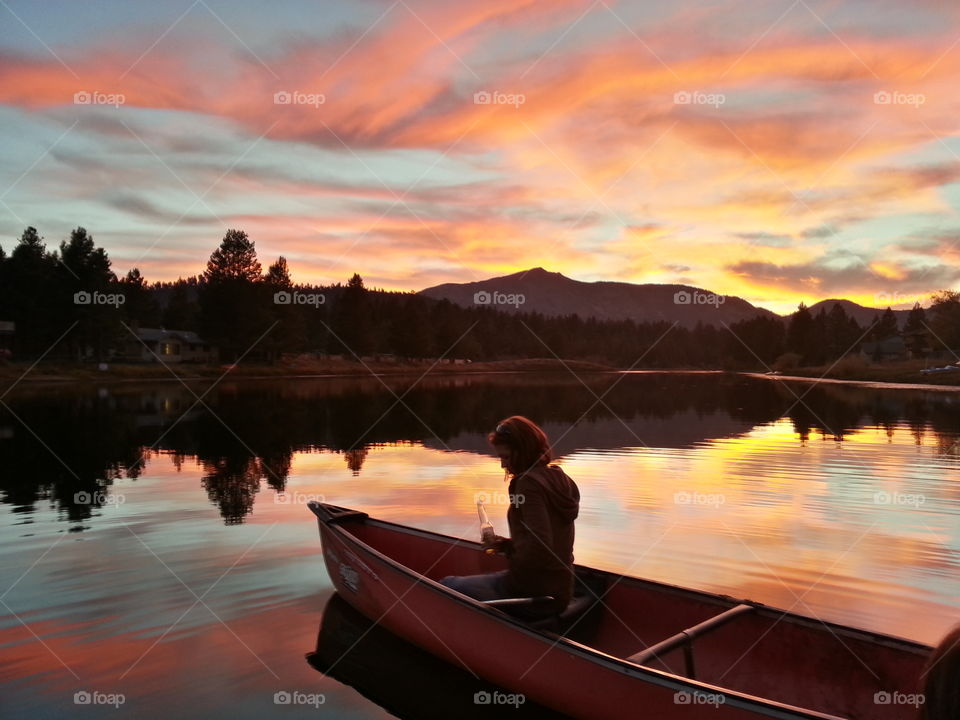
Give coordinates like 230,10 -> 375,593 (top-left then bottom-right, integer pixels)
123,328 -> 217,363
860,336 -> 908,363
0,321 -> 13,358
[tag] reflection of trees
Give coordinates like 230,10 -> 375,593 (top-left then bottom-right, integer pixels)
260,450 -> 292,492
933,432 -> 960,459
0,391 -> 136,523
771,382 -> 960,445
200,456 -> 262,525
2,374 -> 959,526
171,452 -> 188,472
343,448 -> 368,475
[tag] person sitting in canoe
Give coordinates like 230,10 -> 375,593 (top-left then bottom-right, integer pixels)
440,416 -> 580,618
919,622 -> 960,719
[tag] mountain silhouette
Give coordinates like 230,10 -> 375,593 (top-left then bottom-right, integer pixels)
420,268 -> 919,328
806,299 -> 910,327
420,268 -> 777,328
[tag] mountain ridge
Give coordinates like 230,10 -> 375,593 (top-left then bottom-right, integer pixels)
419,268 -> 914,328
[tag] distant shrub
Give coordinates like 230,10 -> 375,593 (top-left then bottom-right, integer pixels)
832,353 -> 868,378
772,352 -> 802,371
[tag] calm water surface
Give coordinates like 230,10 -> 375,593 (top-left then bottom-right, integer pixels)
1,372 -> 958,718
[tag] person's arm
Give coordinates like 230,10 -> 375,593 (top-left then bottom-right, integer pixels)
509,476 -> 557,570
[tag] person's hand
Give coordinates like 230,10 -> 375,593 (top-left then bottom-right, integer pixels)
484,535 -> 513,555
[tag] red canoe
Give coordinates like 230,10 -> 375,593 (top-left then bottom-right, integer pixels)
308,502 -> 931,720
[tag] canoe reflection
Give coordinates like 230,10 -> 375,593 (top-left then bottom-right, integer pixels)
306,593 -> 571,719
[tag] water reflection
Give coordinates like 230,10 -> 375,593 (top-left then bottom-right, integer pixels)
2,372 -> 958,719
307,593 -> 568,719
1,373 -> 958,525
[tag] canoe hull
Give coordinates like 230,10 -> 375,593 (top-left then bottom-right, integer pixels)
318,518 -> 751,719
312,503 -> 930,720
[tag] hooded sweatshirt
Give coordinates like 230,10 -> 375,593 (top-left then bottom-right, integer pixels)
503,463 -> 580,614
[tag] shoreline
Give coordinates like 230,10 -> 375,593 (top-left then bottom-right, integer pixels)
743,372 -> 960,393
0,357 -> 616,388
2,358 -> 959,393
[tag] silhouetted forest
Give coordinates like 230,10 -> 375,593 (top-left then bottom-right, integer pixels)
3,226 -> 958,367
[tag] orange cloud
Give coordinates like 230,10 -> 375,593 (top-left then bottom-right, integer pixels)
3,0 -> 960,305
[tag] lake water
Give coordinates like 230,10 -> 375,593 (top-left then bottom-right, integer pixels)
1,371 -> 958,718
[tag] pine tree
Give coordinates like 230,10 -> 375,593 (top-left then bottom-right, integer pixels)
1,228 -> 64,357
786,303 -> 814,363
119,268 -> 160,329
200,230 -> 269,361
334,273 -> 373,356
264,256 -> 306,356
162,280 -> 198,330
903,303 -> 930,359
265,256 -> 292,287
59,227 -> 121,361
874,308 -> 898,340
928,291 -> 960,357
203,229 -> 262,283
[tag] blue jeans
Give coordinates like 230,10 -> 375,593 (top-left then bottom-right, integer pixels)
438,570 -> 510,601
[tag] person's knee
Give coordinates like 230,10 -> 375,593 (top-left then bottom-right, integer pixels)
438,575 -> 460,590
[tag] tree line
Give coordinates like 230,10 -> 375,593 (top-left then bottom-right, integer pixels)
1,226 -> 958,366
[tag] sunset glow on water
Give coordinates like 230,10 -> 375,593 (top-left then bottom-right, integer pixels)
1,374 -> 957,718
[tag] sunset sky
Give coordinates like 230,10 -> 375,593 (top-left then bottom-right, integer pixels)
1,0 -> 959,313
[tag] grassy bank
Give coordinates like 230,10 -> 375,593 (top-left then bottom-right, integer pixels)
0,356 -> 616,384
769,357 -> 960,387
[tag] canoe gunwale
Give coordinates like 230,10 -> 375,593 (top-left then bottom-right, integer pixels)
309,502 -> 928,720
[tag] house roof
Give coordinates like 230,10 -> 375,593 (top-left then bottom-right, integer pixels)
136,327 -> 208,344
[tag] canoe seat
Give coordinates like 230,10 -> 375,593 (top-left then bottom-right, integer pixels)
496,590 -> 594,633
626,603 -> 755,679
523,569 -> 608,633
483,570 -> 606,633
482,596 -> 556,608
528,591 -> 596,631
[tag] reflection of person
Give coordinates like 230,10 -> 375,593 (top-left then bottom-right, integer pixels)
439,416 -> 580,617
919,623 -> 960,720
